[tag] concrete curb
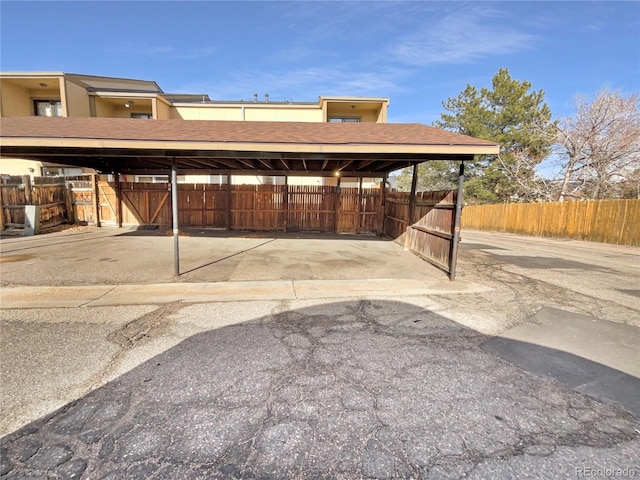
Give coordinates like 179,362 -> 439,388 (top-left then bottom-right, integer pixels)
0,278 -> 492,309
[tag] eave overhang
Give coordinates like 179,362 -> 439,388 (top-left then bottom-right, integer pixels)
0,117 -> 499,176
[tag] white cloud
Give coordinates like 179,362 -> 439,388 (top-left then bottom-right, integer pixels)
176,65 -> 410,101
389,7 -> 537,65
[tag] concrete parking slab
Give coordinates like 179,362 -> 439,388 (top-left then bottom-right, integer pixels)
0,227 -> 453,286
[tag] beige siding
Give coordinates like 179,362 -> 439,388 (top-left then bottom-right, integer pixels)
154,98 -> 172,119
64,79 -> 91,117
1,82 -> 34,116
0,158 -> 43,175
173,104 -> 322,122
244,107 -> 321,122
94,97 -> 117,117
326,104 -> 381,123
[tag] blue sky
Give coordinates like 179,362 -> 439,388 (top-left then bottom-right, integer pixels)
1,1 -> 638,125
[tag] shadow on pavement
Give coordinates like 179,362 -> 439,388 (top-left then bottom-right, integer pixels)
482,253 -> 614,273
2,300 -> 638,479
116,228 -> 385,242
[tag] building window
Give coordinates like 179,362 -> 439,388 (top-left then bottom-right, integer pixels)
131,113 -> 153,119
34,100 -> 62,117
328,117 -> 361,123
135,175 -> 168,183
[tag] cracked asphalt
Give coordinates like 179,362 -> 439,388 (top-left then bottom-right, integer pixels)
2,298 -> 639,479
1,228 -> 639,478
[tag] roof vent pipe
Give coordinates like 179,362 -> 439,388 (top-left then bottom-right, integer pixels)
265,93 -> 269,103
253,93 -> 258,102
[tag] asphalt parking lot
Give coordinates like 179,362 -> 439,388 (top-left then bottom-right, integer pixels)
1,227 -> 638,478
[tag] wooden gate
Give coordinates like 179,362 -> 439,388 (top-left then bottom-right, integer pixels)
384,189 -> 458,274
120,182 -> 171,226
67,176 -> 95,225
97,181 -> 118,226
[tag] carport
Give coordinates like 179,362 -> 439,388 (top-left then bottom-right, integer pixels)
0,116 -> 499,279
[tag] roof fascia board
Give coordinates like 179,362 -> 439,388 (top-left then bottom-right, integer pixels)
0,72 -> 65,78
319,96 -> 389,102
173,101 -> 317,107
0,137 -> 500,155
90,91 -> 163,98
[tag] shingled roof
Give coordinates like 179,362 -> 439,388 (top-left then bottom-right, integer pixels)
0,117 -> 499,175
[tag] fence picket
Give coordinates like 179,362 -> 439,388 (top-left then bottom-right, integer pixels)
461,200 -> 640,246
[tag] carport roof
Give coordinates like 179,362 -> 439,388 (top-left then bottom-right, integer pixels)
0,116 -> 499,176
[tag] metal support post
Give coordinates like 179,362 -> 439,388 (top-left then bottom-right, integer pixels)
171,160 -> 180,276
408,163 -> 419,224
449,161 -> 465,281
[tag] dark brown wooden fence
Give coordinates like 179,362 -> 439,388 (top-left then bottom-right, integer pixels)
58,180 -> 384,234
287,185 -> 335,232
383,190 -> 458,274
179,183 -> 228,228
461,199 -> 640,246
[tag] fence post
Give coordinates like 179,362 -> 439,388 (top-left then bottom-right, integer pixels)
22,175 -> 33,205
65,183 -> 75,225
283,176 -> 288,233
91,174 -> 100,227
115,172 -> 122,227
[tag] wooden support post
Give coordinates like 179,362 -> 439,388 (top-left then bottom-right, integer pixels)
115,172 -> 122,228
91,173 -> 100,227
449,161 -> 465,281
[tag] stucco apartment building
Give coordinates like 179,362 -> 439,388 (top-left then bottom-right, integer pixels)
0,72 -> 388,187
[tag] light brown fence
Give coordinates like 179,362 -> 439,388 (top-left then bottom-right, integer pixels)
0,175 -> 68,230
461,199 -> 640,246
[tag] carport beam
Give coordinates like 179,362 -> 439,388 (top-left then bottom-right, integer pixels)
171,160 -> 180,276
